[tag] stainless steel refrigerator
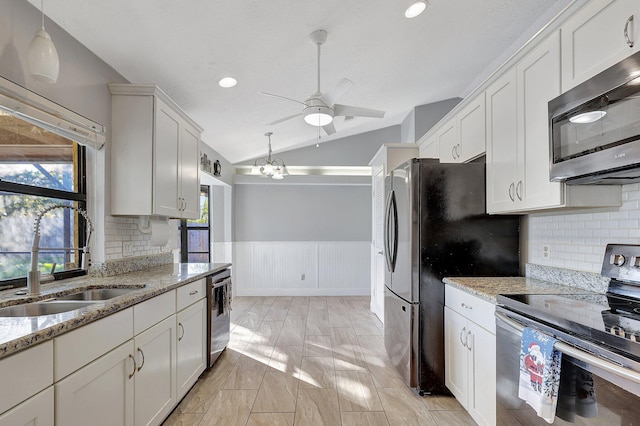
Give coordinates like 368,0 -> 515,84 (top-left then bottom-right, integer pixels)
383,158 -> 519,395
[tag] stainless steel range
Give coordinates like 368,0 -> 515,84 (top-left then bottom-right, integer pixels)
496,244 -> 640,425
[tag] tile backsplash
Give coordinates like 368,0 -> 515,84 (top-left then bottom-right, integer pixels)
528,183 -> 640,273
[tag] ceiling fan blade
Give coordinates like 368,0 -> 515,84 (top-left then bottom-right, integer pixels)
266,112 -> 303,126
259,92 -> 306,106
334,104 -> 385,119
323,122 -> 336,135
320,78 -> 354,106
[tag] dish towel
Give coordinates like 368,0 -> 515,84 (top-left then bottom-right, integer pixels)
518,327 -> 562,423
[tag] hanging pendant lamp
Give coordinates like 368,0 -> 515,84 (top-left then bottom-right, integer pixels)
28,0 -> 59,83
250,132 -> 289,179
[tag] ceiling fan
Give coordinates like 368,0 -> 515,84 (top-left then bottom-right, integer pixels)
260,29 -> 385,136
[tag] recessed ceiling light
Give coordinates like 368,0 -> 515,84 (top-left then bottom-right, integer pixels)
219,77 -> 237,88
405,1 -> 427,18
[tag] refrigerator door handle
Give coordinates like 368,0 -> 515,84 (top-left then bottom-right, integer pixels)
390,190 -> 398,273
383,190 -> 393,272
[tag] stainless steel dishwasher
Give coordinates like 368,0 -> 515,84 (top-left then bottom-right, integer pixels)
207,268 -> 231,368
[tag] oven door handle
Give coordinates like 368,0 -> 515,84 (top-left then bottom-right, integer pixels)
496,311 -> 640,386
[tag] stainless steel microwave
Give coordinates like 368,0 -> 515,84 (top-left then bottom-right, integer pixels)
549,50 -> 640,185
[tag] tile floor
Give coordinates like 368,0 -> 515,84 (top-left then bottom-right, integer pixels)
163,296 -> 476,426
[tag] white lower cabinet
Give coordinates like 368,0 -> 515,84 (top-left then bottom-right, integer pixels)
0,387 -> 54,426
45,281 -> 208,426
176,298 -> 207,400
445,286 -> 496,426
55,341 -> 135,426
134,315 -> 177,426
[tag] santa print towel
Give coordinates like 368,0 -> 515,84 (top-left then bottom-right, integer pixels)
518,327 -> 562,424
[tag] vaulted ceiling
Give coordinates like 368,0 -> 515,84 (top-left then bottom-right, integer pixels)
31,0 -> 569,163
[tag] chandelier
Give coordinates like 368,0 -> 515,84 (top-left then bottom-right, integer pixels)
250,132 -> 289,179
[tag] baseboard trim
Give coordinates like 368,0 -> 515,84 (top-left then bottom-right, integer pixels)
236,288 -> 370,297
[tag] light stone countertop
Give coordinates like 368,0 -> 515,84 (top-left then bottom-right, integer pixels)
0,262 -> 230,359
443,276 -> 595,304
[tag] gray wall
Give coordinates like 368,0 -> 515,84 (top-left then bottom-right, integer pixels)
234,184 -> 370,242
200,142 -> 235,185
414,98 -> 461,141
239,125 -> 401,167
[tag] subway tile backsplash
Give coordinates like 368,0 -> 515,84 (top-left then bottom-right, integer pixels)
528,183 -> 640,273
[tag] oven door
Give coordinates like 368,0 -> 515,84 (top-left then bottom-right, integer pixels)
496,309 -> 640,425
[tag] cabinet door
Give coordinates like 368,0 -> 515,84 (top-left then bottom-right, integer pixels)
444,307 -> 468,408
420,134 -> 439,159
154,98 -> 181,217
176,299 -> 207,400
486,69 -> 518,213
517,31 -> 564,210
371,164 -> 385,321
561,0 -> 639,91
134,315 -> 177,426
468,323 -> 496,426
179,123 -> 201,220
55,341 -> 135,426
437,119 -> 459,163
457,93 -> 486,163
0,387 -> 53,426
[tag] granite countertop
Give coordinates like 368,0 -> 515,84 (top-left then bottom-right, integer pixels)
443,276 -> 595,304
0,262 -> 230,359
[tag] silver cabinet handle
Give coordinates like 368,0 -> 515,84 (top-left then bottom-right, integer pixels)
451,145 -> 456,160
461,302 -> 473,310
189,290 -> 198,296
128,354 -> 136,379
508,182 -> 515,202
377,251 -> 383,255
455,144 -> 461,159
516,180 -> 523,201
466,330 -> 472,351
137,348 -> 145,372
178,323 -> 185,341
625,15 -> 634,48
460,326 -> 467,347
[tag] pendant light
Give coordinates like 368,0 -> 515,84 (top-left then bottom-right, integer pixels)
28,0 -> 59,83
250,132 -> 289,179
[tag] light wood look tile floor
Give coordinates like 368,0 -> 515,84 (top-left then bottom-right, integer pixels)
163,296 -> 475,426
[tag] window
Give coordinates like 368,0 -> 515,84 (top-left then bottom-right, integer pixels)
0,113 -> 87,289
179,185 -> 210,263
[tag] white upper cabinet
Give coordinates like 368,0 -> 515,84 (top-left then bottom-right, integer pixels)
110,84 -> 203,220
457,94 -> 486,163
437,95 -> 486,164
486,68 -> 519,212
561,0 -> 640,91
419,134 -> 439,159
486,31 -> 621,214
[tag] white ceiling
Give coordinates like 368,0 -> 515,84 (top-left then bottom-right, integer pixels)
33,0 -> 567,164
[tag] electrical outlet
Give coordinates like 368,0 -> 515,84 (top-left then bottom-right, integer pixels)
123,241 -> 133,257
301,273 -> 305,280
542,243 -> 552,260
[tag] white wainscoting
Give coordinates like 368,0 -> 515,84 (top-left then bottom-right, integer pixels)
234,241 -> 370,296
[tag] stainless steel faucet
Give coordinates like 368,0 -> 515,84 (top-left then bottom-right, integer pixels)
27,204 -> 94,296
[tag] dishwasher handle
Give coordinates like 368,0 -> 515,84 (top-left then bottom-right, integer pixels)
496,311 -> 640,386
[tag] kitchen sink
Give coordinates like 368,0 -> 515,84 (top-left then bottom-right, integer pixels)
54,287 -> 141,301
0,301 -> 96,317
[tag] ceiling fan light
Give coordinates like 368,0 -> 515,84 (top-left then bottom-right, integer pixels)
304,112 -> 333,126
405,1 -> 427,18
28,28 -> 59,83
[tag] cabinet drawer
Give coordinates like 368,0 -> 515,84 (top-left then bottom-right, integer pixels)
54,308 -> 133,381
0,341 -> 53,414
176,279 -> 205,312
134,291 -> 176,335
445,285 -> 495,333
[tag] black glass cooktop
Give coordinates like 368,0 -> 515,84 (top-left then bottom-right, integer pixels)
497,292 -> 640,360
